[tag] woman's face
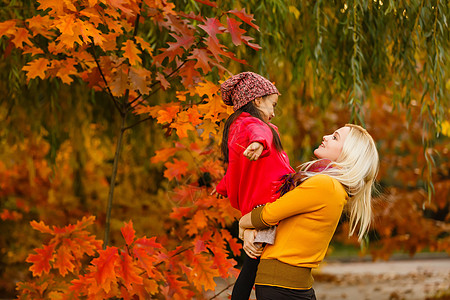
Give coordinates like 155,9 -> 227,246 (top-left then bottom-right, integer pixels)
314,126 -> 350,161
254,94 -> 278,122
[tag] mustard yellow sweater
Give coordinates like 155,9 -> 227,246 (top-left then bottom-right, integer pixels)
251,174 -> 347,289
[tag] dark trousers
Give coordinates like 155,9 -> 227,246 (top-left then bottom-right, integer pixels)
231,252 -> 260,300
255,285 -> 317,300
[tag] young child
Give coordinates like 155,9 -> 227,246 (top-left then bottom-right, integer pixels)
215,72 -> 295,300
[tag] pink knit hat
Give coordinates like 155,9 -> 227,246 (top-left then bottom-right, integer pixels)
220,72 -> 280,111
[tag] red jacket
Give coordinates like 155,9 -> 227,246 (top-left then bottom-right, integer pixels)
216,112 -> 295,215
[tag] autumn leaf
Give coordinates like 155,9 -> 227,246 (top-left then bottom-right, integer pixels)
122,40 -> 142,65
26,244 -> 55,277
228,8 -> 260,31
163,159 -> 189,181
129,66 -> 151,94
188,48 -> 213,73
12,28 -> 32,48
107,0 -> 135,16
226,17 -> 246,46
198,18 -> 225,41
54,245 -> 75,276
194,0 -> 217,7
150,147 -> 179,163
91,247 -> 119,293
188,252 -> 219,291
30,220 -> 54,234
195,80 -> 220,98
205,36 -> 228,63
22,58 -> 50,80
117,251 -> 143,289
169,207 -> 192,219
166,33 -> 195,52
156,72 -> 170,90
156,105 -> 179,124
0,20 -> 16,36
121,220 -> 135,246
37,0 -> 65,15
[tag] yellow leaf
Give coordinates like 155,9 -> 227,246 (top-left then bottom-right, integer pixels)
22,58 -> 50,80
122,40 -> 142,65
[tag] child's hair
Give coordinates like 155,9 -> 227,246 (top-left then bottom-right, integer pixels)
221,98 -> 284,163
299,124 -> 379,241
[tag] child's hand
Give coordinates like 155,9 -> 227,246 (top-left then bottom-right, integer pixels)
243,142 -> 263,161
210,186 -> 223,199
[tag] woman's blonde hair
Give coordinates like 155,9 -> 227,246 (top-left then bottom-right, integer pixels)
300,124 -> 379,241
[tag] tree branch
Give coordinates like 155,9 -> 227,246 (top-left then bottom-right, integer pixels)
90,42 -> 122,114
208,282 -> 235,300
123,115 -> 153,131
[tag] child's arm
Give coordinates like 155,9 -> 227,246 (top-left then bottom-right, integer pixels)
242,142 -> 264,161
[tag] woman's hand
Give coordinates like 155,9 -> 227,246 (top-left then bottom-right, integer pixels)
242,229 -> 263,259
243,142 -> 264,161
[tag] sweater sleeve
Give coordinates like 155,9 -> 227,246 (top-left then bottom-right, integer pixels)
251,175 -> 341,228
216,175 -> 227,197
245,120 -> 273,158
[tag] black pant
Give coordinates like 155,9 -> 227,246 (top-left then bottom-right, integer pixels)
231,252 -> 260,300
255,285 -> 317,300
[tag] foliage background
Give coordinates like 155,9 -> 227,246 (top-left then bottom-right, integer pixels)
0,0 -> 449,298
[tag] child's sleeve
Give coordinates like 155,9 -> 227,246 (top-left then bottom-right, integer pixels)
246,120 -> 273,158
216,175 -> 227,197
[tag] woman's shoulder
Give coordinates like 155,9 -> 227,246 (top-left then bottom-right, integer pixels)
303,174 -> 346,194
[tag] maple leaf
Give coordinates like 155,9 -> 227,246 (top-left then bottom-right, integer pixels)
107,0 -> 135,16
227,9 -> 260,31
0,20 -> 16,37
54,14 -> 76,36
22,58 -> 50,80
122,40 -> 142,65
30,220 -> 54,234
91,247 -> 119,293
198,119 -> 218,139
117,251 -> 143,290
26,244 -> 55,276
198,18 -> 225,41
111,65 -> 129,96
194,238 -> 207,254
170,120 -> 195,139
205,36 -> 228,63
156,72 -> 170,90
54,58 -> 78,84
169,206 -> 192,219
195,80 -> 220,98
242,35 -> 262,50
188,251 -> 219,291
164,274 -> 192,299
179,60 -> 201,87
194,0 -> 217,7
150,147 -> 179,163
186,106 -> 203,126
54,245 -> 75,276
188,48 -> 213,73
226,17 -> 246,46
163,159 -> 189,181
121,220 -> 135,246
12,28 -> 32,48
156,104 -> 179,124
166,33 -> 195,52
37,0 -> 65,15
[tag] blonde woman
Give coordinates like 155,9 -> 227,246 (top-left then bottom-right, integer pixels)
239,124 -> 379,300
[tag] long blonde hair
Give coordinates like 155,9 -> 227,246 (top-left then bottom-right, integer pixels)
299,124 -> 379,241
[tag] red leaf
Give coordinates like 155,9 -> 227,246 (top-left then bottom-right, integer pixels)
54,245 -> 75,276
205,36 -> 228,63
198,18 -> 225,41
167,33 -> 195,52
156,72 -> 170,90
26,244 -> 55,276
226,17 -> 246,46
117,251 -> 143,289
30,220 -> 54,234
121,220 -> 135,246
91,247 -> 119,293
188,48 -> 213,73
194,0 -> 217,7
228,8 -> 260,31
163,159 -> 189,181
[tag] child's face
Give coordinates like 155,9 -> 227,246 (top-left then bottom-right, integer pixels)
254,94 -> 278,122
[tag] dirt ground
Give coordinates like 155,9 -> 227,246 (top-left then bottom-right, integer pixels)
208,257 -> 450,300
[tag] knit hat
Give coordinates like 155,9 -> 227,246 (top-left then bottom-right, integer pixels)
220,72 -> 279,111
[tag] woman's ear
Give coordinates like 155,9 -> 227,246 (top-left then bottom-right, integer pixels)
254,97 -> 262,107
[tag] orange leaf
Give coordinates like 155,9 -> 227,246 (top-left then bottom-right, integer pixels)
121,220 -> 135,246
163,159 -> 189,181
129,66 -> 151,94
37,0 -> 65,15
12,28 -> 32,48
26,244 -> 55,276
188,252 -> 219,291
30,220 -> 54,234
170,120 -> 195,139
156,105 -> 179,124
156,72 -> 170,90
169,207 -> 192,219
54,245 -> 75,276
22,58 -> 50,80
150,147 -> 179,163
0,20 -> 16,37
117,251 -> 143,289
122,40 -> 142,65
91,247 -> 119,293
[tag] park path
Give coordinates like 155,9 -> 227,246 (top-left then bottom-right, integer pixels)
208,257 -> 450,300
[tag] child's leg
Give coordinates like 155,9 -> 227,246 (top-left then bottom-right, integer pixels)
231,252 -> 260,300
